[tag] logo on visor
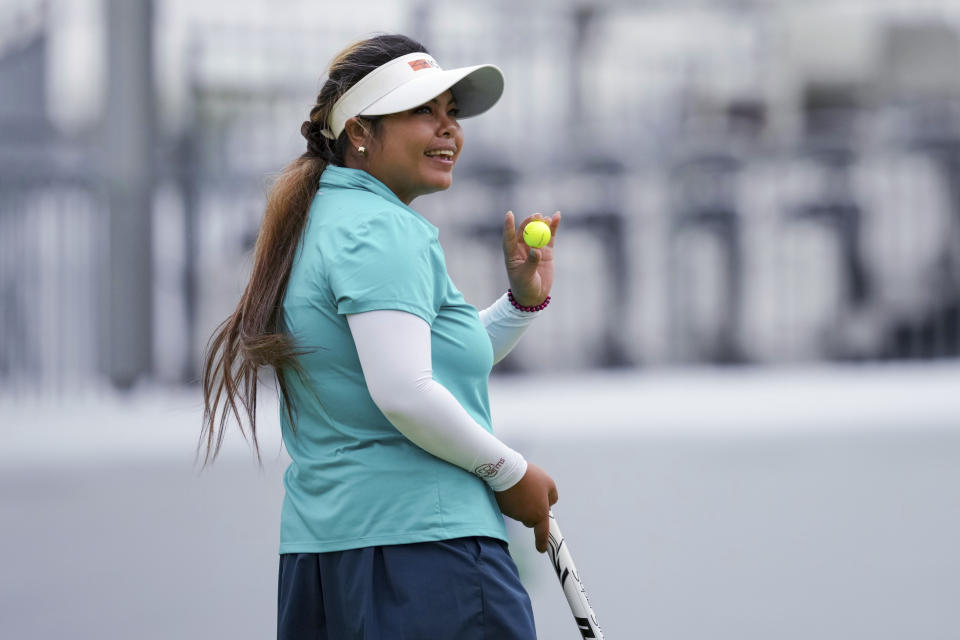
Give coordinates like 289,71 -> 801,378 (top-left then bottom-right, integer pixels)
408,58 -> 439,72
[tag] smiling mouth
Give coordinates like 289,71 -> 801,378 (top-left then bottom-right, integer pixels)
424,150 -> 456,162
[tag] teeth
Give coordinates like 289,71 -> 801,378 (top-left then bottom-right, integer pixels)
426,150 -> 454,157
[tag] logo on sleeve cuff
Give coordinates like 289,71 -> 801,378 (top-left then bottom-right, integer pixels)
475,457 -> 506,477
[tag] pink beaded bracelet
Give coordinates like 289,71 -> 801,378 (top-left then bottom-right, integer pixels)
507,289 -> 551,312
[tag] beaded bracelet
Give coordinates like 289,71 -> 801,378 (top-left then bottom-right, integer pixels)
507,288 -> 551,312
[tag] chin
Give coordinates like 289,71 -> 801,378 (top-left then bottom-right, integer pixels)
426,176 -> 454,193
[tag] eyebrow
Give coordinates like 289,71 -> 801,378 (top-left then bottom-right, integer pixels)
428,97 -> 458,107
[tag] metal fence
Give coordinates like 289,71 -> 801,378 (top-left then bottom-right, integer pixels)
2,1 -> 960,394
0,156 -> 106,394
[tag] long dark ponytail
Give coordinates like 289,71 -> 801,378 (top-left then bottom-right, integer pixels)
199,34 -> 429,465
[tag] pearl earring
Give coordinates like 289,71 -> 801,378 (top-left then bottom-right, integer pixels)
358,146 -> 366,155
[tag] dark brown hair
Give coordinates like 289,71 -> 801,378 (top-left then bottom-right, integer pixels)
198,34 -> 429,466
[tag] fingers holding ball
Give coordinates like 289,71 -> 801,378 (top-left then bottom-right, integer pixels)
523,220 -> 551,249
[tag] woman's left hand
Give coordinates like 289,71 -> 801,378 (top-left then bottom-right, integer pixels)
502,211 -> 561,307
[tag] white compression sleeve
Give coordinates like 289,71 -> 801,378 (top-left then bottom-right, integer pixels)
346,310 -> 527,492
479,293 -> 542,364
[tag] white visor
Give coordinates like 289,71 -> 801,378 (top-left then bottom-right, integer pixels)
323,52 -> 504,140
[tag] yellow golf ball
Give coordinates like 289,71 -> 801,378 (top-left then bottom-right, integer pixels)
523,220 -> 551,249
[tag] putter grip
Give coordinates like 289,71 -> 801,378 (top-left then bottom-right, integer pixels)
546,512 -> 605,639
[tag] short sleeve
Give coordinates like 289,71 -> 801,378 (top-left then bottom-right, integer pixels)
328,212 -> 441,324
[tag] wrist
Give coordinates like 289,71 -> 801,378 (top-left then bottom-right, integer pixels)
507,288 -> 551,312
483,451 -> 528,492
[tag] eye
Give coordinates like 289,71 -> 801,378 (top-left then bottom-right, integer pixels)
448,107 -> 460,118
413,105 -> 432,115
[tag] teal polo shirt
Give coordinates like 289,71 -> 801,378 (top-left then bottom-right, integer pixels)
278,165 -> 508,553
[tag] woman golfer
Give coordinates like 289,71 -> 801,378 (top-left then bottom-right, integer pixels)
200,33 -> 561,639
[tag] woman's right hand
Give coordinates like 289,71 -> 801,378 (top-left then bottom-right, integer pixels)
494,462 -> 559,553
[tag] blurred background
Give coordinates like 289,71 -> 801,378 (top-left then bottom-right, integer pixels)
1,0 -> 958,638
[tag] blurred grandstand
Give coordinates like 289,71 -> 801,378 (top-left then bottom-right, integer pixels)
2,0 -> 959,393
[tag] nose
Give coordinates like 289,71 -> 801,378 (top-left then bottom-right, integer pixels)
438,112 -> 458,137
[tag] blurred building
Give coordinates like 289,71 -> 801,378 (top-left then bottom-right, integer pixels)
1,0 -> 959,393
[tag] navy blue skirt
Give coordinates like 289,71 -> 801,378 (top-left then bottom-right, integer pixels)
277,536 -> 536,640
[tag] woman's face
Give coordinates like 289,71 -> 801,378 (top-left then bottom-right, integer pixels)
363,90 -> 464,204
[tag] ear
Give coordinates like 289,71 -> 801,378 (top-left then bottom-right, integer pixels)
343,117 -> 370,151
